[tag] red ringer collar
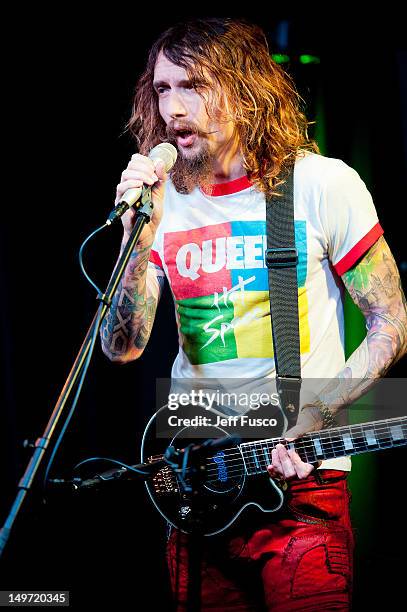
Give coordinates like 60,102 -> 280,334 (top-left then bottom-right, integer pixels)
200,175 -> 253,196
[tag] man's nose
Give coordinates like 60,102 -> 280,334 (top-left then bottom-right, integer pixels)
167,91 -> 188,118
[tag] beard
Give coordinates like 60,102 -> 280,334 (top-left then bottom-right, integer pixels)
166,121 -> 215,194
169,144 -> 214,194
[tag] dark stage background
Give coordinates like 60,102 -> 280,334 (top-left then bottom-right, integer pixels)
1,9 -> 406,610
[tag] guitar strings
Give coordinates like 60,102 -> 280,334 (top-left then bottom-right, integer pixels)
163,434 -> 407,483
203,437 -> 407,483
169,418 -> 407,471
206,431 -> 407,471
203,428 -> 407,476
214,420 -> 406,455
156,419 -> 407,484
164,438 -> 407,487
201,422 -> 407,465
158,433 -> 407,486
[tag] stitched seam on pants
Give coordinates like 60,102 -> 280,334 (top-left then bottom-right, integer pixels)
286,505 -> 332,525
282,535 -> 352,601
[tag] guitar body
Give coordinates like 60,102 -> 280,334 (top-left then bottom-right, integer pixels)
141,405 -> 284,536
141,406 -> 407,536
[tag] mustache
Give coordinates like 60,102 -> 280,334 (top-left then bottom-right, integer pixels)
166,120 -> 217,139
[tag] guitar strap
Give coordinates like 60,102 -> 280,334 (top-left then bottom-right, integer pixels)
265,163 -> 302,430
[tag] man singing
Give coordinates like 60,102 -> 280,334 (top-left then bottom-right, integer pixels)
101,18 -> 407,611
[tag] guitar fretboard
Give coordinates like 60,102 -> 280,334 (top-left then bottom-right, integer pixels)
239,416 -> 407,476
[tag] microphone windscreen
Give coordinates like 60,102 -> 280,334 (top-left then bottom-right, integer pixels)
149,142 -> 178,172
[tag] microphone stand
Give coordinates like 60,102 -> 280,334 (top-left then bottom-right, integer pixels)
165,443 -> 208,612
0,188 -> 154,558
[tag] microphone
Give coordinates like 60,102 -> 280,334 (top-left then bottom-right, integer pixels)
106,142 -> 177,225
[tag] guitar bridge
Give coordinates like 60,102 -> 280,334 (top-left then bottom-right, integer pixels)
148,455 -> 178,495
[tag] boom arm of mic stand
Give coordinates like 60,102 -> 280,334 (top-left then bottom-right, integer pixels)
0,190 -> 154,558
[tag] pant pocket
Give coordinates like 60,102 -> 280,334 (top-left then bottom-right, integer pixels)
287,477 -> 348,524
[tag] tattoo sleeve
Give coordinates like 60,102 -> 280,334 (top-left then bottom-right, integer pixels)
314,236 -> 407,417
99,238 -> 165,362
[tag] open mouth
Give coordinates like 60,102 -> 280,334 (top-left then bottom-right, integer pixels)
175,129 -> 197,147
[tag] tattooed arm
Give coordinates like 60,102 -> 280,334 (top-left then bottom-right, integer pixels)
100,152 -> 168,362
287,235 -> 407,435
100,238 -> 165,363
341,236 -> 407,374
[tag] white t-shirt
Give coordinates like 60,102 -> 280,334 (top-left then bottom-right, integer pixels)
149,151 -> 383,471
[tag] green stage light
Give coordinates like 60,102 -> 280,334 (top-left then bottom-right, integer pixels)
272,54 -> 290,64
299,54 -> 321,64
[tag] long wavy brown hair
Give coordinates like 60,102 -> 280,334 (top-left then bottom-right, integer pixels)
127,18 -> 319,196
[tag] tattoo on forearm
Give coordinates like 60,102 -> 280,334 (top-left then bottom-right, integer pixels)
315,237 -> 407,416
342,236 -> 407,376
134,296 -> 157,349
100,244 -> 164,359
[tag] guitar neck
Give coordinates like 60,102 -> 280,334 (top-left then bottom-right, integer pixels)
240,416 -> 407,476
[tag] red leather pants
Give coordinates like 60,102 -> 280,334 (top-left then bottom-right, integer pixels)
167,470 -> 354,611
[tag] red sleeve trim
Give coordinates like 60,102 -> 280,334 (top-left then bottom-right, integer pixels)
334,222 -> 384,276
149,249 -> 163,269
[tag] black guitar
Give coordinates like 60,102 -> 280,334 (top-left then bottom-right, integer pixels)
141,405 -> 407,536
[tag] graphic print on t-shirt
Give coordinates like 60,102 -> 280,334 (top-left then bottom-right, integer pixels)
163,220 -> 310,364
